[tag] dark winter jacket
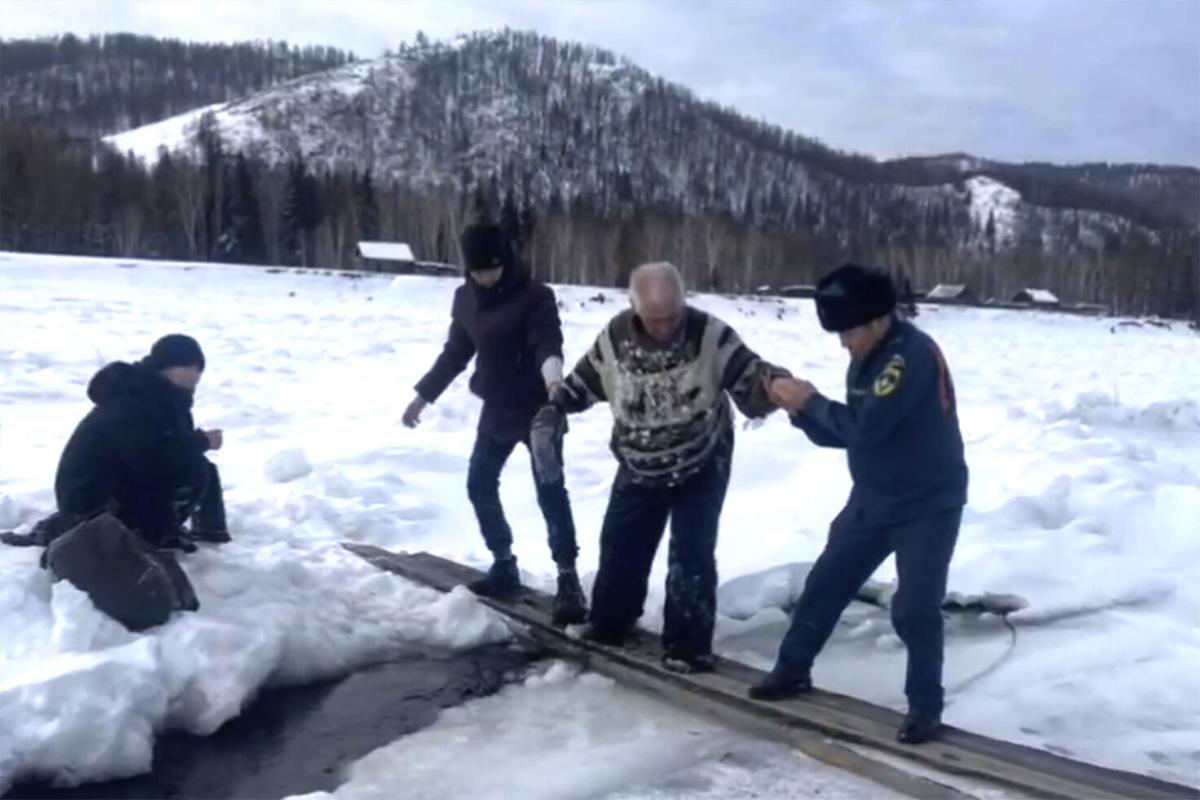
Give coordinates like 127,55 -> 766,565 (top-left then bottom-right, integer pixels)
793,318 -> 968,526
55,361 -> 211,545
558,307 -> 779,487
414,266 -> 564,438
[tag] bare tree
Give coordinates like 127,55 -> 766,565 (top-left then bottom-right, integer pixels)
171,161 -> 206,260
257,167 -> 288,266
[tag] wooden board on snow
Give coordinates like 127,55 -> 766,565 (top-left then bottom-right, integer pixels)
345,544 -> 1198,800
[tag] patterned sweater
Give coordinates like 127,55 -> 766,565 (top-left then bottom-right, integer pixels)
559,306 -> 779,486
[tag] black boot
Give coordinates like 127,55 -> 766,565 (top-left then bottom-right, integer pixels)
748,671 -> 813,701
897,708 -> 943,744
552,568 -> 588,626
190,463 -> 230,543
188,527 -> 232,544
468,556 -> 520,599
662,652 -> 717,674
159,532 -> 198,553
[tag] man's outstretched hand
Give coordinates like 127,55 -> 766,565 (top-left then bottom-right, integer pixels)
402,396 -> 428,429
764,375 -> 817,413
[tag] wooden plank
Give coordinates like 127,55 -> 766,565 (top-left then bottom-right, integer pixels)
346,544 -> 1199,800
346,545 -> 973,800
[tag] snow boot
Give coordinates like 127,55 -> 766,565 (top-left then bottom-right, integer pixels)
551,568 -> 588,626
662,652 -> 717,674
897,708 -> 943,744
748,671 -> 813,701
159,533 -> 198,553
2,511 -> 84,548
188,527 -> 232,544
468,556 -> 520,600
0,531 -> 40,547
188,466 -> 230,544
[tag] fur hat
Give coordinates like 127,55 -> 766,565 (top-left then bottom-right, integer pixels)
814,263 -> 897,332
145,334 -> 206,372
459,223 -> 514,272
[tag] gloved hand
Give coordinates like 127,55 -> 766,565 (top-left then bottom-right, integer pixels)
402,395 -> 427,428
765,362 -> 793,381
546,380 -> 571,408
530,403 -> 568,485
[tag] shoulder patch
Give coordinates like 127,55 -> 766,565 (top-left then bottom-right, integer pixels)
873,354 -> 905,397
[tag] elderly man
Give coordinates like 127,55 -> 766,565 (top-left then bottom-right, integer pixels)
749,263 -> 968,745
544,262 -> 782,673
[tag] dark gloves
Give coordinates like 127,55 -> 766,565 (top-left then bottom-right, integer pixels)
765,363 -> 793,381
547,381 -> 571,408
530,403 -> 568,485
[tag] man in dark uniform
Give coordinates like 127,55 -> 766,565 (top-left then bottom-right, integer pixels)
2,334 -> 229,551
403,222 -> 586,625
749,263 -> 968,745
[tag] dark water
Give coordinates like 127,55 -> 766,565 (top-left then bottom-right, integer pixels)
6,645 -> 534,800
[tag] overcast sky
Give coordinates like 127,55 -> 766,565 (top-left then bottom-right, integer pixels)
4,0 -> 1199,166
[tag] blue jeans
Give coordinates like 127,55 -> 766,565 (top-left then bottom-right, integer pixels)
589,439 -> 733,658
772,506 -> 962,713
466,430 -> 578,566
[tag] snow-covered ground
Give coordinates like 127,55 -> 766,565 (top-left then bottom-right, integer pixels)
1,253 -> 1198,793
290,660 -> 894,800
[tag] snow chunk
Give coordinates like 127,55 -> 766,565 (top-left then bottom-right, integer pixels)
717,563 -> 811,620
265,448 -> 313,483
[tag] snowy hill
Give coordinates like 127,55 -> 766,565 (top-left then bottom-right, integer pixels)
0,33 -> 355,138
103,31 -> 1195,258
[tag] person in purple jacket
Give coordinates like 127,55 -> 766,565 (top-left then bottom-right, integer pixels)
402,223 -> 586,625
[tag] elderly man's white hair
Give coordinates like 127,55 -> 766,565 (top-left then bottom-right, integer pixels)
629,261 -> 686,314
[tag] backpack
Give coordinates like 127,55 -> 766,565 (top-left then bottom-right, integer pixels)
42,512 -> 199,632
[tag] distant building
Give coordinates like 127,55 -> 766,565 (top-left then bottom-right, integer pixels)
925,283 -> 977,303
355,241 -> 457,277
1012,288 -> 1060,307
356,241 -> 415,271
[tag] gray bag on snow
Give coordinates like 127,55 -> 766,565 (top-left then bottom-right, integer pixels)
41,513 -> 199,632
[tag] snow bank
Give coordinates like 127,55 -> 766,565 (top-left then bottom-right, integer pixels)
0,538 -> 510,791
0,506 -> 510,792
1048,391 -> 1200,432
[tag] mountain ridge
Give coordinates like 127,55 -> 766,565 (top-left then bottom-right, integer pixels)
100,30 -> 1197,236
